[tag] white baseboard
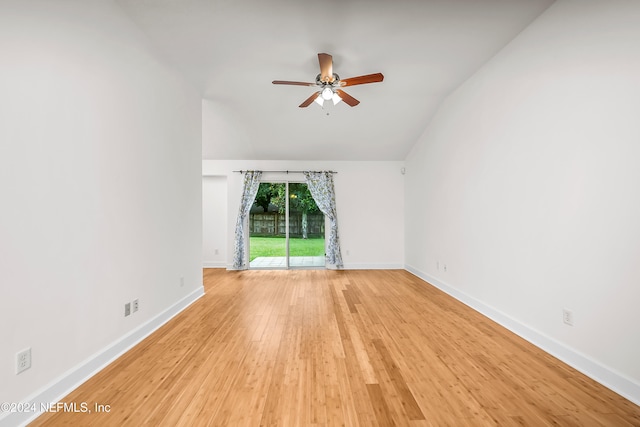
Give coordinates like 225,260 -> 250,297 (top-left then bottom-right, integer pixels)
1,286 -> 205,427
203,261 -> 227,268
404,264 -> 640,406
224,263 -> 405,270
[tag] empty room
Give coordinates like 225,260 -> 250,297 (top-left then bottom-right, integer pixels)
1,0 -> 640,426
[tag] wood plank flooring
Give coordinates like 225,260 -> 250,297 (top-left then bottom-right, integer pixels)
30,269 -> 640,426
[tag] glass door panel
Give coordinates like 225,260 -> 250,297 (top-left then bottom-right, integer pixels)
249,183 -> 286,268
288,183 -> 325,268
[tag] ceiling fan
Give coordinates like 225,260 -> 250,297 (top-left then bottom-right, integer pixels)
273,53 -> 384,108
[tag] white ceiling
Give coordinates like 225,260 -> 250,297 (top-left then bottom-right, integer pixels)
117,0 -> 555,161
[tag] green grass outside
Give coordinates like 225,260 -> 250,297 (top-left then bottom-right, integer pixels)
249,236 -> 325,261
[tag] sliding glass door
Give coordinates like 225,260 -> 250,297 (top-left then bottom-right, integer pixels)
287,183 -> 325,268
249,182 -> 325,269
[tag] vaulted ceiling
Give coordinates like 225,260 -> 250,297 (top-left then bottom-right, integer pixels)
117,0 -> 555,160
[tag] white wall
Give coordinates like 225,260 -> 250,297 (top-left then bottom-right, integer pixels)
203,176 -> 228,267
405,0 -> 640,404
0,1 -> 203,424
203,160 -> 405,269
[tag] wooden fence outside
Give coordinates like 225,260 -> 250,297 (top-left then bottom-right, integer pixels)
250,212 -> 325,237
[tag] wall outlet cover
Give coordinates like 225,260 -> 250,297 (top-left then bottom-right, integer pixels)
16,348 -> 31,374
563,308 -> 574,326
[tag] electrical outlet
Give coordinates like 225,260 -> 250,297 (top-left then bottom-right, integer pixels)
133,299 -> 139,313
443,264 -> 447,272
214,248 -> 219,255
125,302 -> 131,317
180,276 -> 184,287
563,308 -> 573,326
16,348 -> 31,374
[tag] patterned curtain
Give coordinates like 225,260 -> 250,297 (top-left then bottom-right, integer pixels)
233,171 -> 262,269
304,171 -> 344,269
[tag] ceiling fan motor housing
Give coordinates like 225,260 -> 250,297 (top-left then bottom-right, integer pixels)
316,73 -> 340,86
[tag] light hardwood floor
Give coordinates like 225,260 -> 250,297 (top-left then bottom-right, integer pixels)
31,269 -> 640,426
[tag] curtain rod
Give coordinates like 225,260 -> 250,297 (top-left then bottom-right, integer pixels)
233,170 -> 337,174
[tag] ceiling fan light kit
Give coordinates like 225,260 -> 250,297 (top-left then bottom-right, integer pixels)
273,53 -> 384,108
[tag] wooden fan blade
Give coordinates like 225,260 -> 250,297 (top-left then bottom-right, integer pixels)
272,80 -> 316,86
318,53 -> 334,82
339,73 -> 384,87
299,92 -> 320,108
335,89 -> 360,107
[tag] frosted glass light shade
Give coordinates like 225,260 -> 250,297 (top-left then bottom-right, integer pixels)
321,87 -> 334,100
